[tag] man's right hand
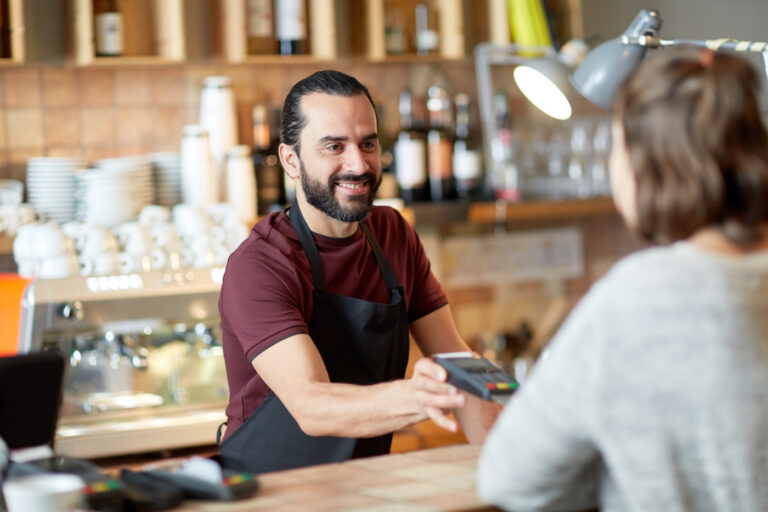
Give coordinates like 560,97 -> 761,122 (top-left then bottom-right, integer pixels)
408,357 -> 467,432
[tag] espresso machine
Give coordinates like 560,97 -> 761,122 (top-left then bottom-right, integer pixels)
14,267 -> 228,459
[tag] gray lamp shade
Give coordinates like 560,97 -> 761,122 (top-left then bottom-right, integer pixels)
571,37 -> 648,110
513,57 -> 574,120
570,9 -> 662,110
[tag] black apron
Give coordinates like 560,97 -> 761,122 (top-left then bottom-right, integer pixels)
219,202 -> 410,474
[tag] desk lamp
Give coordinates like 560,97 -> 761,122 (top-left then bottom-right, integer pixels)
571,8 -> 768,110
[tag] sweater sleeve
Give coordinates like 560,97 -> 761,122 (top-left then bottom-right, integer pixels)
477,289 -> 605,511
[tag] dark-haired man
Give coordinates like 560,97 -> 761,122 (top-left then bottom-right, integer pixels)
218,70 -> 499,473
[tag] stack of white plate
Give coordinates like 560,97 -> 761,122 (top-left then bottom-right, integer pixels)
150,152 -> 182,207
26,157 -> 84,223
76,156 -> 155,227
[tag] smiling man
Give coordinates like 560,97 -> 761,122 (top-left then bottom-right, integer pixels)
217,70 -> 500,474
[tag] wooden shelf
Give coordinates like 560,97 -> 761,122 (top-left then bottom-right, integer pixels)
467,197 -> 617,224
70,0 -> 185,66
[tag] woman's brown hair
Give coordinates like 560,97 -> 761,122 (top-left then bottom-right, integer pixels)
613,46 -> 768,247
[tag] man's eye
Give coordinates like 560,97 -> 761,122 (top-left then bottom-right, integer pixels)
326,144 -> 342,152
361,141 -> 378,152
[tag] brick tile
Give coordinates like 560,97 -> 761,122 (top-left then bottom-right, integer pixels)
6,108 -> 44,148
115,68 -> 152,105
80,107 -> 115,146
4,69 -> 41,107
46,147 -> 84,159
151,67 -> 185,106
44,108 -> 80,146
42,69 -> 78,107
77,68 -> 115,106
115,106 -> 154,147
152,106 -> 185,148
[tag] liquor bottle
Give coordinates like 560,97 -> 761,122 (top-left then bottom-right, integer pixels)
252,104 -> 285,215
452,93 -> 483,200
93,0 -> 123,57
426,86 -> 456,201
276,0 -> 308,55
246,0 -> 276,55
393,90 -> 429,203
490,89 -> 520,201
375,105 -> 399,199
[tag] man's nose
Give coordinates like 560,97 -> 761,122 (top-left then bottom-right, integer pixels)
343,146 -> 369,173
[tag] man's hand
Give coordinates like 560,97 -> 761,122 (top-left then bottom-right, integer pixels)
408,357 -> 466,432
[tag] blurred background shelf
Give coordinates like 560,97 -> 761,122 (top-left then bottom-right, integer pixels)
467,197 -> 616,223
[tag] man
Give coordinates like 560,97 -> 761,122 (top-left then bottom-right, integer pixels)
218,70 -> 499,474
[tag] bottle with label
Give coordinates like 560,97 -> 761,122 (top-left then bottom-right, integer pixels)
393,90 -> 429,203
452,93 -> 483,200
247,0 -> 276,55
252,104 -> 285,215
426,86 -> 456,201
414,3 -> 438,55
276,0 -> 308,55
93,0 -> 123,57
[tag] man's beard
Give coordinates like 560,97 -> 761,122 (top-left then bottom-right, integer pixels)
299,160 -> 381,223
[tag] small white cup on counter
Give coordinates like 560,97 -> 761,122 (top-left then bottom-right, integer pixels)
2,473 -> 84,512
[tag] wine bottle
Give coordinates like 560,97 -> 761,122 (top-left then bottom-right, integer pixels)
93,0 -> 123,57
426,86 -> 456,201
393,90 -> 429,203
452,93 -> 483,200
252,104 -> 285,215
247,0 -> 276,55
276,0 -> 308,55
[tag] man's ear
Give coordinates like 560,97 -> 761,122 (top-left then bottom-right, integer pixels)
279,143 -> 300,179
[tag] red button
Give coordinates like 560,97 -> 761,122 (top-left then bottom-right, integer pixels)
485,383 -> 496,390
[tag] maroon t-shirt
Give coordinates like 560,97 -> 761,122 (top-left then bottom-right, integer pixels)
219,205 -> 447,440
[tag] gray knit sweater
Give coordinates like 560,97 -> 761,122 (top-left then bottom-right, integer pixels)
478,242 -> 768,512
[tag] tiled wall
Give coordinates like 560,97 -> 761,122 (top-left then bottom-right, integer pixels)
0,60 -> 481,181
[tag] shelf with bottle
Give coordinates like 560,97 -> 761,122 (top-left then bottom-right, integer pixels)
70,0 -> 186,66
364,0 -> 486,62
222,0 -> 335,63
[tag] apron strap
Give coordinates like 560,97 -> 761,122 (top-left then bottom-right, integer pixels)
359,222 -> 400,294
289,202 -> 326,291
289,201 -> 403,296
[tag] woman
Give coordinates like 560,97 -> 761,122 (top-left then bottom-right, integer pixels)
478,47 -> 768,512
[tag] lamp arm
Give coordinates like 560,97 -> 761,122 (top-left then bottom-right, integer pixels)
623,35 -> 768,54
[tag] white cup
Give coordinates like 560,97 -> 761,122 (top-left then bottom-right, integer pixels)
80,250 -> 120,276
173,203 -> 214,239
35,223 -> 75,259
81,225 -> 119,256
149,222 -> 183,251
61,221 -> 86,250
139,204 -> 171,227
39,253 -> 79,279
3,473 -> 84,512
12,222 -> 42,261
0,179 -> 24,206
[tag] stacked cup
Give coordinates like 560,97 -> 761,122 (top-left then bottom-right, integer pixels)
13,222 -> 79,279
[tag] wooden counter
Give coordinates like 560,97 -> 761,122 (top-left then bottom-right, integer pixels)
173,444 -> 499,512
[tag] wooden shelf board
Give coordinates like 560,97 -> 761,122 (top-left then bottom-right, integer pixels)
80,55 -> 185,67
467,197 -> 617,224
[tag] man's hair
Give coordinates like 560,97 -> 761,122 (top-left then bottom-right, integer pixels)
614,46 -> 768,247
280,70 -> 377,155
